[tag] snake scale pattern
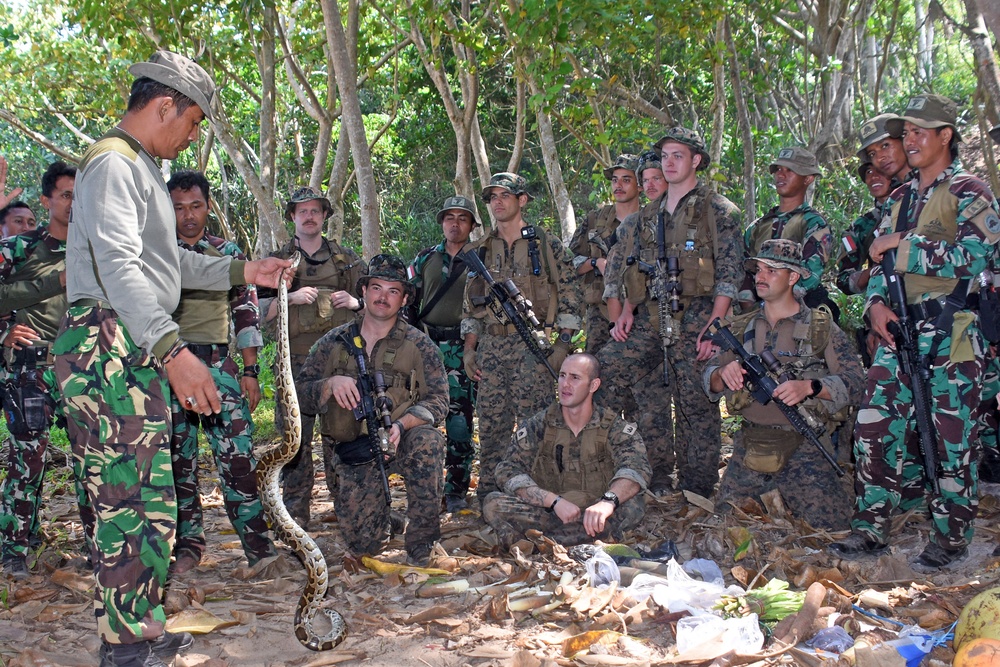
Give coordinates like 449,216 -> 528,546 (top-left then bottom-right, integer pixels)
256,252 -> 348,651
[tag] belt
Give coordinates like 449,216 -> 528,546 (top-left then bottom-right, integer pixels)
486,322 -> 518,336
187,343 -> 229,363
71,298 -> 111,309
4,343 -> 54,368
424,324 -> 462,341
906,297 -> 946,323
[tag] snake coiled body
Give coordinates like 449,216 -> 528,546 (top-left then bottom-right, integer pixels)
257,252 -> 347,651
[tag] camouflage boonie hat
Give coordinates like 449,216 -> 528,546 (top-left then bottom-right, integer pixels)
284,186 -> 333,221
769,147 -> 821,177
654,127 -> 711,171
602,153 -> 641,180
356,254 -> 415,298
856,113 -> 902,161
887,94 -> 962,142
637,149 -> 662,173
481,172 -> 534,202
744,239 -> 811,278
436,195 -> 481,227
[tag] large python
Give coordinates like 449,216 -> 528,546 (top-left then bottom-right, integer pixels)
256,252 -> 348,651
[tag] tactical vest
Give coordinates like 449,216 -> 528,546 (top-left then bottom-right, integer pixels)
890,182 -> 960,301
320,320 -> 425,442
746,209 -> 809,256
577,206 -> 619,306
7,236 -> 67,343
530,404 -> 618,507
467,227 -> 559,329
416,250 -> 467,328
174,243 -> 230,344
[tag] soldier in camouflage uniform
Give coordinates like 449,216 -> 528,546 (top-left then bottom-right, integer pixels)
259,187 -> 365,528
52,52 -> 290,666
705,240 -> 863,529
829,95 -> 1000,571
598,127 -> 743,497
568,154 -> 642,353
297,255 -> 448,566
639,150 -> 667,203
0,161 -> 94,580
0,200 -> 37,239
166,171 -> 276,573
483,354 -> 650,548
408,196 -> 479,513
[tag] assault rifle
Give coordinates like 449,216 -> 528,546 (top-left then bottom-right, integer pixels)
709,318 -> 845,476
461,248 -> 557,379
880,250 -> 939,493
339,322 -> 395,505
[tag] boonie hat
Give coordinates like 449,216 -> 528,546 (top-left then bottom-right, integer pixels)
129,51 -> 217,121
744,239 -> 810,278
356,254 -> 415,298
284,187 -> 333,222
887,94 -> 962,142
654,127 -> 710,171
769,147 -> 821,177
638,149 -> 662,173
602,153 -> 641,180
857,160 -> 875,183
436,195 -> 481,227
481,172 -> 534,202
856,113 -> 902,161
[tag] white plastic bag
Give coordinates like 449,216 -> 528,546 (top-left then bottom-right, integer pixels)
675,613 -> 765,655
585,549 -> 620,588
649,559 -> 746,615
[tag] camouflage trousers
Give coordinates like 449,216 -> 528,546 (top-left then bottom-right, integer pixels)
481,490 -> 645,547
584,304 -> 611,354
475,333 -> 556,500
852,321 -> 985,550
975,350 -> 1000,483
596,298 -> 721,496
277,353 -> 337,525
169,351 -> 275,565
53,306 -> 174,645
333,424 -> 445,555
433,338 -> 477,500
716,425 -> 853,530
0,365 -> 95,559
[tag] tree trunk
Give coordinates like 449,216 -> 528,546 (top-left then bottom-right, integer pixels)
527,76 -> 576,242
709,18 -> 727,179
965,0 -> 1000,127
725,18 -> 756,220
328,128 -> 352,243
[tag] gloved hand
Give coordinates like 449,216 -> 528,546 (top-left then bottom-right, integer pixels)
547,339 -> 572,373
463,349 -> 481,381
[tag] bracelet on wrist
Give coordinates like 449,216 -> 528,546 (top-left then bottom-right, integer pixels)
546,495 -> 562,514
162,339 -> 188,365
392,419 -> 406,437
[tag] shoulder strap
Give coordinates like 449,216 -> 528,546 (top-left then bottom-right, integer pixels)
809,305 -> 833,357
415,253 -> 466,323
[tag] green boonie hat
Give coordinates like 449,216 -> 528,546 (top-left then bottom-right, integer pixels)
436,195 -> 481,227
769,147 -> 821,177
356,254 -> 415,298
654,127 -> 710,171
856,159 -> 875,183
481,172 -> 534,202
602,153 -> 641,180
284,187 -> 333,221
129,50 -> 217,121
856,113 -> 902,161
887,94 -> 962,142
744,239 -> 811,278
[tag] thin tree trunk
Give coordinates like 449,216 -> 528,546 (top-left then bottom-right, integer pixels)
328,128 -> 352,243
965,0 -> 1000,127
724,18 -> 756,219
709,18 -> 727,182
526,76 -> 576,241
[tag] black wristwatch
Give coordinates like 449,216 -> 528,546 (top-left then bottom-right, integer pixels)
242,363 -> 261,378
599,491 -> 620,508
808,379 -> 822,398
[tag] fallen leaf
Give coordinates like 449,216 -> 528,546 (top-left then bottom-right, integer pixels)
561,629 -> 621,657
49,569 -> 94,595
361,556 -> 450,577
403,604 -> 459,625
683,490 -> 714,513
165,609 -> 239,634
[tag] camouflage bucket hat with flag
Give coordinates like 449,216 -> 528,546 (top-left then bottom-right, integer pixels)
602,153 -> 641,180
769,146 -> 821,177
436,195 -> 481,226
481,172 -> 534,202
284,186 -> 333,221
887,94 -> 962,142
356,254 -> 415,298
744,239 -> 811,278
856,113 -> 902,161
654,127 -> 711,171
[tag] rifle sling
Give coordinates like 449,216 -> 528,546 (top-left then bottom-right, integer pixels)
415,254 -> 466,324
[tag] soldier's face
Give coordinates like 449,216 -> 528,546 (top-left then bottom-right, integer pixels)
558,356 -> 600,409
172,187 -> 210,243
865,137 -> 907,180
363,279 -> 407,320
771,166 -> 813,198
2,207 -> 36,237
441,210 -> 474,245
485,189 -> 525,223
153,101 -> 205,160
293,201 -> 326,238
753,264 -> 796,301
863,167 -> 892,200
41,175 -> 75,227
610,169 -> 639,204
659,143 -> 700,186
901,122 -> 952,171
642,168 -> 667,201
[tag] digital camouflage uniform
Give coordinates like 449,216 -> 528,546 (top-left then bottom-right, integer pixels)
599,178 -> 743,497
169,232 -> 275,565
0,227 -> 95,563
297,317 -> 448,557
705,298 -> 863,530
409,237 -> 476,502
851,157 -> 1000,552
483,403 -> 650,546
260,234 -> 364,525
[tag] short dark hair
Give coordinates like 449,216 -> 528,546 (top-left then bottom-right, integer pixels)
0,200 -> 33,226
127,77 -> 198,115
936,127 -> 960,160
41,161 -> 77,198
167,170 -> 211,202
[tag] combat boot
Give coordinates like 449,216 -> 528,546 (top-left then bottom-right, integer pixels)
828,532 -> 888,560
911,542 -> 968,572
98,641 -> 166,667
99,632 -> 194,666
1,555 -> 30,580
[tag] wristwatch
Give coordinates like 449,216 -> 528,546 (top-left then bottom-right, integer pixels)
809,379 -> 822,398
599,491 -> 620,508
242,363 -> 261,378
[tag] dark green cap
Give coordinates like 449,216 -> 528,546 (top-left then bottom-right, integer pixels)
887,94 -> 962,142
436,195 -> 480,227
769,146 -> 821,177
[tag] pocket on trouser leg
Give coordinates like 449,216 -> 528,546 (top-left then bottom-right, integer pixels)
742,426 -> 802,474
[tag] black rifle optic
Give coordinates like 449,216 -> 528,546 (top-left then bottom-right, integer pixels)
709,318 -> 845,476
462,248 -> 557,379
339,321 -> 395,505
880,249 -> 939,493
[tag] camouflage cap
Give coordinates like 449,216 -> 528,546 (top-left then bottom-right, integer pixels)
356,254 -> 415,298
769,146 -> 821,177
856,113 -> 902,161
856,159 -> 875,183
743,239 -> 811,278
129,50 -> 217,121
284,186 -> 333,221
481,172 -> 534,202
436,195 -> 481,227
654,127 -> 711,171
887,94 -> 962,142
602,153 -> 641,180
638,149 -> 662,174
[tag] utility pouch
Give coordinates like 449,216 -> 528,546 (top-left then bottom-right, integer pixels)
3,371 -> 52,439
622,262 -> 649,304
335,435 -> 378,466
296,288 -> 336,334
742,425 -> 802,474
949,311 -> 977,363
